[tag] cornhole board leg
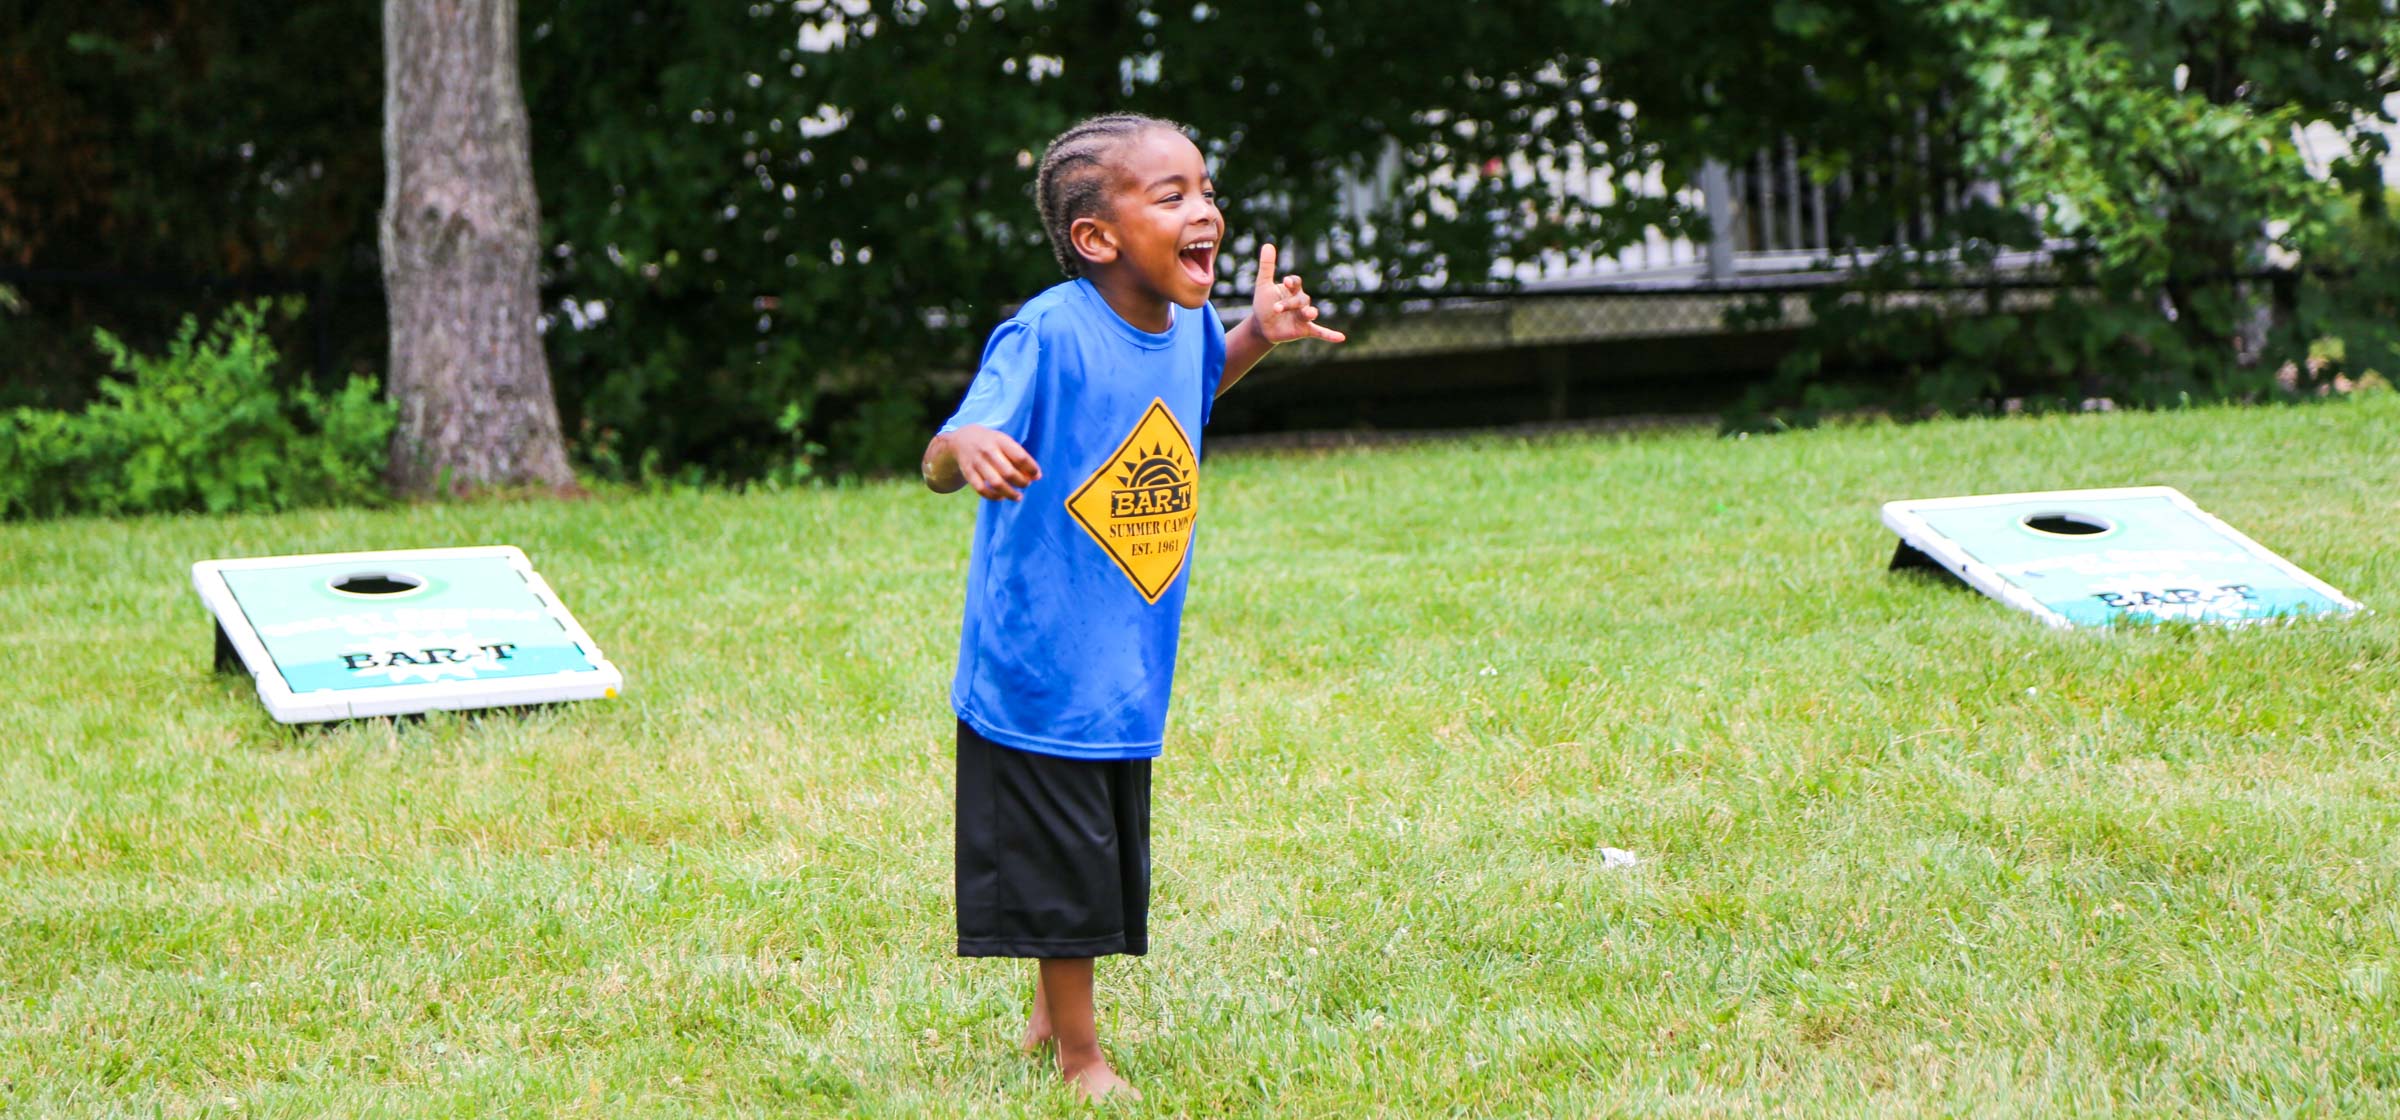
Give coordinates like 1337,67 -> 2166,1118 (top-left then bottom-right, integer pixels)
214,622 -> 242,674
1888,538 -> 1964,585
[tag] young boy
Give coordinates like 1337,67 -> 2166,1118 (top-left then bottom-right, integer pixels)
920,113 -> 1344,1101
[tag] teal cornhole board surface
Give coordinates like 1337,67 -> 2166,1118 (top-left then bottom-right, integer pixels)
193,546 -> 622,723
1883,487 -> 2361,628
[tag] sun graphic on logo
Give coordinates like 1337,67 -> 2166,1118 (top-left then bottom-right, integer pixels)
1116,443 -> 1190,488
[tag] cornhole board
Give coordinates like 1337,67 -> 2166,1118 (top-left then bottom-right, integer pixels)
1882,487 -> 2361,629
192,546 -> 622,723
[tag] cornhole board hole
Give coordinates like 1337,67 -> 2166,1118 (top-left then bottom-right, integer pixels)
1882,487 -> 2362,629
192,546 -> 622,723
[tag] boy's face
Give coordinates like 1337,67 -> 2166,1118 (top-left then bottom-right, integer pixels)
1086,130 -> 1223,310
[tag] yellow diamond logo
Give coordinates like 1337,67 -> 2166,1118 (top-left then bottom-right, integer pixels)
1066,398 -> 1199,603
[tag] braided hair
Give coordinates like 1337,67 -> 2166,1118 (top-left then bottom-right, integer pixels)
1033,113 -> 1188,277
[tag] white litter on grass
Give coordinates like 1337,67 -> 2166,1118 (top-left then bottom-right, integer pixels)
1598,847 -> 1641,869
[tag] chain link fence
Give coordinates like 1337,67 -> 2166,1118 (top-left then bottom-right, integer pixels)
1240,276 -> 2095,369
1205,270 -> 2334,437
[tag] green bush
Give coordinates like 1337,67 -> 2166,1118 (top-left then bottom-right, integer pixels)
1725,256 -> 2400,431
0,299 -> 396,519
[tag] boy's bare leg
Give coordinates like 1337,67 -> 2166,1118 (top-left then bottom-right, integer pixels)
1039,957 -> 1138,1101
1020,964 -> 1053,1052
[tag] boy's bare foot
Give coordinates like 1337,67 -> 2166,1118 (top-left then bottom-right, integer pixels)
1021,969 -> 1054,1053
1060,1055 -> 1140,1102
1032,958 -> 1131,1101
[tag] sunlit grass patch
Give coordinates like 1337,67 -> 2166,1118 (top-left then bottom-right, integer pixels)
2,393 -> 2395,1116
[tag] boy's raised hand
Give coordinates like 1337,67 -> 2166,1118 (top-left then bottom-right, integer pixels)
1250,243 -> 1346,345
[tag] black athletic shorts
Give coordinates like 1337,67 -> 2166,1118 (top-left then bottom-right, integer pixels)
954,719 -> 1151,958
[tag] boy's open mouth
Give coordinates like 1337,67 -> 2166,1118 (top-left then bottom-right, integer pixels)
1178,239 -> 1217,286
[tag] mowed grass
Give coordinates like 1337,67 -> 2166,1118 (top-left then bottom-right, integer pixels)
3,393 -> 2397,1118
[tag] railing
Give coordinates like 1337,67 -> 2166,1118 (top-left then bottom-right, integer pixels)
1334,110 -> 2029,293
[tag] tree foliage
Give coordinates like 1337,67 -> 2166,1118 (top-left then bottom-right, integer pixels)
0,2 -> 382,408
10,0 -> 2398,479
1606,0 -> 2400,424
0,3 -> 379,276
520,0 -> 1674,476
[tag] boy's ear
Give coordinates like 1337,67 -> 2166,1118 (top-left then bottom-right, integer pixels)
1068,216 -> 1118,267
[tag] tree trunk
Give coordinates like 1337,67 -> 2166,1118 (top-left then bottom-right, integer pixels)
379,0 -> 574,495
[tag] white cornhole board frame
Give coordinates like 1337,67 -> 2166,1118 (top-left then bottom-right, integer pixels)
193,545 -> 623,723
1882,486 -> 2362,629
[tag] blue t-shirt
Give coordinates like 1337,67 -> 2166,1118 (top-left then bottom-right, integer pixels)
941,279 -> 1226,760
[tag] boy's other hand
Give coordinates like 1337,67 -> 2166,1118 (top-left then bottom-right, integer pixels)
1250,243 -> 1347,346
942,425 -> 1041,501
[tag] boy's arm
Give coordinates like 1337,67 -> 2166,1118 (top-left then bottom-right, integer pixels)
922,426 -> 1041,501
1219,242 -> 1345,397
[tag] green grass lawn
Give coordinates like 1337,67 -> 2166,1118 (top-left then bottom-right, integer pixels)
4,393 -> 2397,1117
